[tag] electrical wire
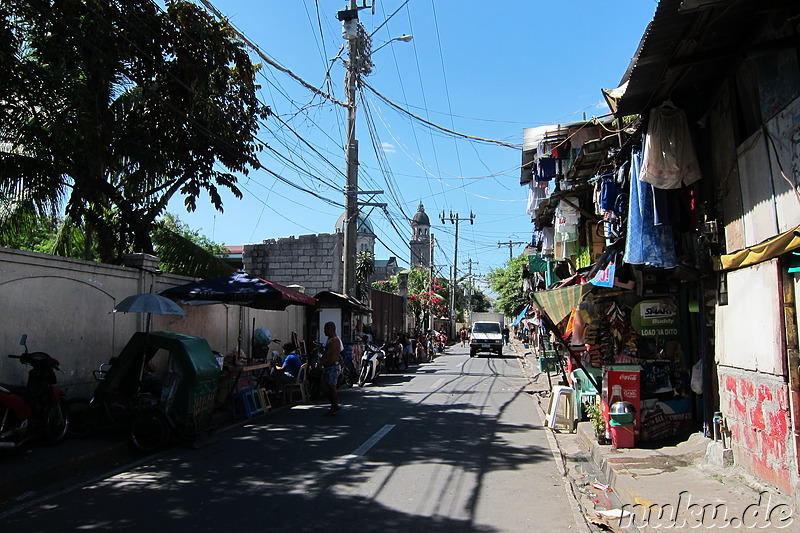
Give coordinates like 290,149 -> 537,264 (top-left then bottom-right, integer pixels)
362,81 -> 520,149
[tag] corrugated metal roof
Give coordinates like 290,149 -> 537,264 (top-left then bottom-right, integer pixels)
615,0 -> 796,118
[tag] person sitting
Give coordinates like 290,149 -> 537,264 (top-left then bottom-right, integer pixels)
270,343 -> 303,392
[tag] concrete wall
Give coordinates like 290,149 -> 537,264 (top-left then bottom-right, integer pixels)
0,248 -> 306,399
705,42 -> 800,495
715,259 -> 795,494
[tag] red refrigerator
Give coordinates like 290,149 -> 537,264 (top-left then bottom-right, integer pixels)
602,364 -> 641,444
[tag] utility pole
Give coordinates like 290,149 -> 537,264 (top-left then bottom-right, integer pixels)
429,232 -> 435,331
463,258 -> 478,323
498,240 -> 525,261
338,4 -> 360,297
440,210 -> 475,339
337,4 -> 399,298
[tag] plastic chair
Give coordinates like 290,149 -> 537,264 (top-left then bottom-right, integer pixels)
231,374 -> 258,420
284,363 -> 309,404
544,385 -> 576,432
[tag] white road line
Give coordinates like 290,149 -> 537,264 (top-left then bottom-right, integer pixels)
342,424 -> 395,463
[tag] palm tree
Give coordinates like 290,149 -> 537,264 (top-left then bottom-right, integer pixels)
355,251 -> 375,301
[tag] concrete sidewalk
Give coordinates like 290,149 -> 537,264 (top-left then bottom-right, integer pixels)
514,342 -> 798,532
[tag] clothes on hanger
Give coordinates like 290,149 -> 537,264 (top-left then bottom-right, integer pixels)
640,105 -> 702,189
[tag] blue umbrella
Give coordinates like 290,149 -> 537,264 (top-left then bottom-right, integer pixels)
114,293 -> 186,316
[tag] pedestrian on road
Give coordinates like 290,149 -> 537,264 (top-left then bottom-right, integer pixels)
321,321 -> 343,416
459,327 -> 468,347
502,326 -> 510,346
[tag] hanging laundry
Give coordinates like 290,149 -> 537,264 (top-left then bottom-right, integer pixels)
640,105 -> 702,189
652,187 -> 681,226
554,197 -> 580,243
535,157 -> 559,182
541,226 -> 555,256
624,148 -> 678,268
527,182 -> 546,216
600,175 -> 622,212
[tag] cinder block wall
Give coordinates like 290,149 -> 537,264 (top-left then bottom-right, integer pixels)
244,233 -> 343,296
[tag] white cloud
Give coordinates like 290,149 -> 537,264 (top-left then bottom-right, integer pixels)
381,142 -> 396,154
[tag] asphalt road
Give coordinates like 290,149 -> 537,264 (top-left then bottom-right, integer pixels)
1,345 -> 581,532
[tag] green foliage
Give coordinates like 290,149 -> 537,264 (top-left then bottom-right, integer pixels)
486,255 -> 528,318
585,402 -> 605,436
355,250 -> 375,301
371,277 -> 397,293
0,213 -> 98,260
373,267 -> 491,327
152,213 -> 232,277
0,1 -> 269,264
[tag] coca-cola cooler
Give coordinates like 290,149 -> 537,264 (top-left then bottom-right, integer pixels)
602,364 -> 641,444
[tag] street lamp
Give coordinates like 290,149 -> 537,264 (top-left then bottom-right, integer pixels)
371,34 -> 413,55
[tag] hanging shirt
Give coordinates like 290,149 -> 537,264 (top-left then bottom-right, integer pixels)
640,106 -> 702,189
527,183 -> 546,216
535,157 -> 558,182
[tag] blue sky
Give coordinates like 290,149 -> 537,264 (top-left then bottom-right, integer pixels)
168,1 -> 658,288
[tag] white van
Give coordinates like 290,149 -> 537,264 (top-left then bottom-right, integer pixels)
469,321 -> 503,357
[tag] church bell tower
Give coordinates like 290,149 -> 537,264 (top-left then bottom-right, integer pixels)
410,203 -> 431,268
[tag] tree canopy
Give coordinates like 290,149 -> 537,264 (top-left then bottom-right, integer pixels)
0,1 -> 269,264
373,268 -> 491,331
486,255 -> 528,318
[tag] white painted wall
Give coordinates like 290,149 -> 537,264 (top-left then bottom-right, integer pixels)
0,248 -> 307,398
318,308 -> 341,346
716,259 -> 784,374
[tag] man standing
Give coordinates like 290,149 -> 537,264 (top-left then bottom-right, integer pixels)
321,321 -> 343,416
459,327 -> 468,347
502,325 -> 510,346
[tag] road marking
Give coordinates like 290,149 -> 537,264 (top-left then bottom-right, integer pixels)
430,378 -> 446,390
342,424 -> 395,463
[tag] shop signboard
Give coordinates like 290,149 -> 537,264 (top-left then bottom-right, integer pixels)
631,299 -> 679,338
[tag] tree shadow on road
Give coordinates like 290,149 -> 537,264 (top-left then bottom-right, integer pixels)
4,362 -> 553,532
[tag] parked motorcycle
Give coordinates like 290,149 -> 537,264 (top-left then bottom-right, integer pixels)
382,340 -> 407,373
338,352 -> 357,389
358,344 -> 384,387
0,335 -> 69,449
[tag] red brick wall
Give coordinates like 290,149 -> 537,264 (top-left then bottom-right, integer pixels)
718,367 -> 794,493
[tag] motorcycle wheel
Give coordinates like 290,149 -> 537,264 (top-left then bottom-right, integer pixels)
66,397 -> 95,438
395,356 -> 407,373
358,364 -> 370,387
129,408 -> 171,454
342,364 -> 355,388
45,402 -> 69,444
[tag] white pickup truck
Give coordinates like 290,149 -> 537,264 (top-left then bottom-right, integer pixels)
469,321 -> 504,357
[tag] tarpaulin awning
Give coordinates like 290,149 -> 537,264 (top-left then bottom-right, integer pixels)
713,224 -> 800,272
532,283 -> 594,325
511,305 -> 529,327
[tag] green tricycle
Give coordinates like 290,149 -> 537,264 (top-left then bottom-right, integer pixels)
69,331 -> 220,453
